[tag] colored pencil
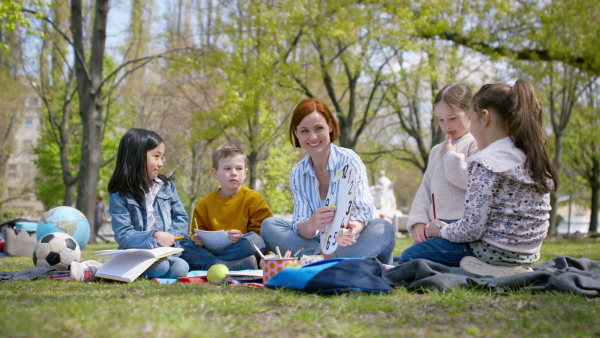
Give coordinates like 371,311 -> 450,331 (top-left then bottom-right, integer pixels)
248,239 -> 265,259
293,247 -> 303,258
432,193 -> 437,219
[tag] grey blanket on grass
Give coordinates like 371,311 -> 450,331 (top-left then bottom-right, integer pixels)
383,256 -> 600,297
0,267 -> 59,281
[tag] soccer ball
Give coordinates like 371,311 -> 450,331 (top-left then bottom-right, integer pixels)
32,232 -> 81,270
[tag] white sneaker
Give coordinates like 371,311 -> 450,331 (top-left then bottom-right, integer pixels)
460,256 -> 533,278
70,260 -> 102,281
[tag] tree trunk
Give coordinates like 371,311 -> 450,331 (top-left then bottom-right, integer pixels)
59,71 -> 77,206
589,157 -> 599,234
71,0 -> 109,243
63,180 -> 77,207
338,118 -> 354,149
247,148 -> 258,190
548,131 -> 563,236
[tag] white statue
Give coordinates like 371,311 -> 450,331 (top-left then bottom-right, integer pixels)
371,170 -> 405,237
373,170 -> 397,212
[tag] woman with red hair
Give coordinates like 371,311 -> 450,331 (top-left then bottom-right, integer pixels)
261,98 -> 395,264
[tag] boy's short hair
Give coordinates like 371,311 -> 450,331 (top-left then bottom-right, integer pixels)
212,143 -> 247,169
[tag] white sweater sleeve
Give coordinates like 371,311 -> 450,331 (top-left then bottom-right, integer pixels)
442,135 -> 478,190
442,151 -> 468,190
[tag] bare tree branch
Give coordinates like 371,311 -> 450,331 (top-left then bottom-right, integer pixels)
427,31 -> 600,75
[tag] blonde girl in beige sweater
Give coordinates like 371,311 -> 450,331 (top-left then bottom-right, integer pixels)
405,83 -> 478,243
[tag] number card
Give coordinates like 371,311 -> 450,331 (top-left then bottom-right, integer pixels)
320,163 -> 357,254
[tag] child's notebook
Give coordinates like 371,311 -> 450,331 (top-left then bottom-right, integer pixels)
95,247 -> 183,282
193,229 -> 231,251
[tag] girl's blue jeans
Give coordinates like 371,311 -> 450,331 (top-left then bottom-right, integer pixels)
260,217 -> 396,264
143,255 -> 189,279
397,219 -> 476,267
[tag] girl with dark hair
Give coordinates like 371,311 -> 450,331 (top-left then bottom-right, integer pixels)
107,129 -> 189,279
399,80 -> 558,278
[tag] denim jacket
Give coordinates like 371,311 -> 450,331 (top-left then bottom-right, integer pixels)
109,180 -> 189,254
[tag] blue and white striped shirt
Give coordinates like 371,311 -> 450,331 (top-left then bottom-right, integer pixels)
289,143 -> 377,238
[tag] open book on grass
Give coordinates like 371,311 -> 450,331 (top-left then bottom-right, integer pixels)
95,247 -> 183,282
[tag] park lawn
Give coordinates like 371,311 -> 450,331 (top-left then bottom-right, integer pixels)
0,237 -> 599,337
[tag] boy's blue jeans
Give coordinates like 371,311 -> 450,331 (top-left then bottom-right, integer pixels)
260,217 -> 395,264
179,232 -> 266,271
397,220 -> 476,267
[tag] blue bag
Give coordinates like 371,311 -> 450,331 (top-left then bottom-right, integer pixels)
15,222 -> 37,232
264,258 -> 391,294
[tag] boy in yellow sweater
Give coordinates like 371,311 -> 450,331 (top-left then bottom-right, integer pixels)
180,144 -> 273,271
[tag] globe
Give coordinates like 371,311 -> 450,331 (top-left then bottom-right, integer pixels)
37,206 -> 90,250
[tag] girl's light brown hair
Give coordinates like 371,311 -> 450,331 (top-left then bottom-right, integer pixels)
434,82 -> 473,112
289,98 -> 340,147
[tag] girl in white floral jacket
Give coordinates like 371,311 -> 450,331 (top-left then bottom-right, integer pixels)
398,79 -> 558,277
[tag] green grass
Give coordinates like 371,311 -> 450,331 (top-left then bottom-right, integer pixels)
1,238 -> 599,337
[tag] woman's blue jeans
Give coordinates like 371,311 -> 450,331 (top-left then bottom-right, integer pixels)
260,217 -> 396,264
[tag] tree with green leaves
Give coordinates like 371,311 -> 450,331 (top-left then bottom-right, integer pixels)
406,0 -> 600,77
284,1 -> 407,151
0,18 -> 26,207
29,0 -> 79,207
562,81 -> 600,234
0,0 -> 44,51
545,65 -> 592,235
259,136 -> 299,214
171,0 -> 304,192
0,73 -> 27,207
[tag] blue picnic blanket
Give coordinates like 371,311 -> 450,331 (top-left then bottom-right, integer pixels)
154,270 -> 207,284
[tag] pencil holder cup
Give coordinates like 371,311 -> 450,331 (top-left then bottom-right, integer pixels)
262,258 -> 297,283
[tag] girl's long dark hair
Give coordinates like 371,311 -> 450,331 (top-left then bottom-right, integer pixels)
472,79 -> 558,193
108,129 -> 173,202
